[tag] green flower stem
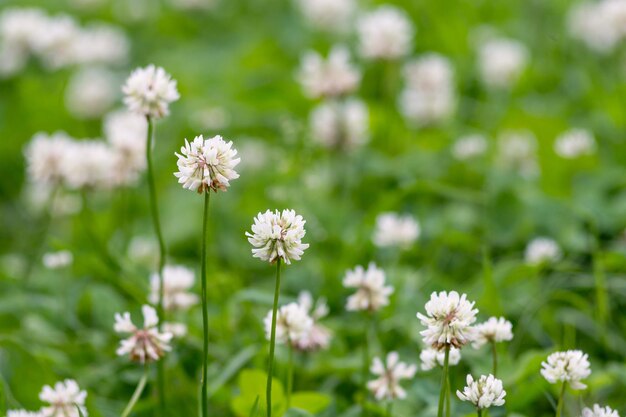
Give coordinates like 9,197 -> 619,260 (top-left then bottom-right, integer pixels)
445,372 -> 450,417
286,344 -> 294,409
121,368 -> 149,417
266,259 -> 282,417
200,191 -> 211,417
555,382 -> 567,417
386,401 -> 392,417
362,313 -> 372,417
437,346 -> 451,417
477,408 -> 483,417
491,340 -> 498,377
145,116 -> 167,413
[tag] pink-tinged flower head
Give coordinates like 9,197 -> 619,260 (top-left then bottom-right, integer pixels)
417,291 -> 478,349
114,305 -> 173,363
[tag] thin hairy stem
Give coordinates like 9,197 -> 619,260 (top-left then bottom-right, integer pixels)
437,346 -> 450,417
266,259 -> 282,417
491,340 -> 498,377
200,191 -> 211,417
121,369 -> 149,417
555,382 -> 567,417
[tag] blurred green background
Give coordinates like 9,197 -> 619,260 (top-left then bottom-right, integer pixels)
1,0 -> 626,416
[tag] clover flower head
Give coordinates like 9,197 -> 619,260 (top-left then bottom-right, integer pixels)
452,134 -> 488,161
343,262 -> 394,312
541,350 -> 591,390
175,134 -> 240,193
478,37 -> 528,89
456,374 -> 506,409
357,5 -> 414,60
472,317 -> 513,349
39,379 -> 87,417
296,0 -> 356,33
372,212 -> 420,248
367,352 -> 417,401
114,305 -> 173,363
582,404 -> 620,417
554,128 -> 596,159
298,45 -> 361,98
246,209 -> 310,264
122,65 -> 179,119
420,347 -> 461,371
309,99 -> 369,150
525,237 -> 561,265
24,131 -> 74,186
417,291 -> 478,349
264,302 -> 313,345
149,265 -> 199,311
293,291 -> 332,352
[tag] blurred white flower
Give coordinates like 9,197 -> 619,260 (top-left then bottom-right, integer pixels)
168,0 -> 219,10
541,350 -> 591,390
39,379 -> 87,417
582,404 -> 620,417
127,236 -> 158,267
0,42 -> 28,77
42,250 -> 73,269
309,99 -> 369,149
65,67 -> 118,119
31,14 -> 80,69
122,65 -> 180,119
114,305 -> 173,363
105,110 -> 148,185
497,130 -> 539,178
71,24 -> 129,66
0,8 -> 47,52
163,321 -> 188,338
293,291 -> 332,352
478,37 -> 528,89
472,317 -> 513,349
298,46 -> 361,99
456,374 -> 506,409
149,264 -> 198,311
296,0 -> 355,33
525,237 -> 561,265
452,134 -> 488,160
372,212 -> 420,249
367,352 -> 417,401
246,209 -> 310,264
62,140 -> 117,190
357,6 -> 414,60
399,53 -> 455,126
568,1 -> 626,53
417,291 -> 478,350
264,302 -> 313,345
8,411 -> 43,417
420,347 -> 461,371
174,134 -> 240,193
24,131 -> 74,187
554,128 -> 596,158
343,262 -> 393,312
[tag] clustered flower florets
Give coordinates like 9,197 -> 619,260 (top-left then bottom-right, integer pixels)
114,305 -> 173,364
246,209 -> 310,265
541,350 -> 591,390
122,64 -> 179,119
343,262 -> 394,312
367,352 -> 417,401
456,374 -> 506,409
417,291 -> 478,350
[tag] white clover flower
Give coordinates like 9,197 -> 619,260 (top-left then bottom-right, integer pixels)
403,53 -> 454,92
65,67 -> 117,119
246,209 -> 310,265
105,110 -> 148,185
61,140 -> 117,190
7,411 -> 43,417
293,291 -> 332,352
497,130 -> 539,178
456,374 -> 506,409
114,305 -> 173,363
478,37 -> 528,89
39,379 -> 87,417
309,99 -> 369,150
122,65 -> 180,119
31,14 -> 80,69
298,46 -> 361,99
149,264 -> 199,311
568,2 -> 621,53
367,352 -> 417,401
554,128 -> 596,159
472,317 -> 513,349
372,212 -> 420,248
264,302 -> 313,345
24,131 -> 74,187
525,237 -> 561,265
343,262 -> 394,312
420,347 -> 461,371
399,88 -> 455,126
42,250 -> 73,270
541,350 -> 591,390
163,322 -> 188,338
417,291 -> 478,350
582,404 -> 620,417
174,134 -> 240,193
452,134 -> 488,161
168,0 -> 219,11
296,0 -> 356,33
0,42 -> 28,77
357,6 -> 414,60
70,24 -> 129,66
0,7 -> 48,52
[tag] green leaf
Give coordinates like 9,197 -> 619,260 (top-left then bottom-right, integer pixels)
231,369 -> 285,417
208,344 -> 259,398
290,392 -> 331,414
248,395 -> 260,417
